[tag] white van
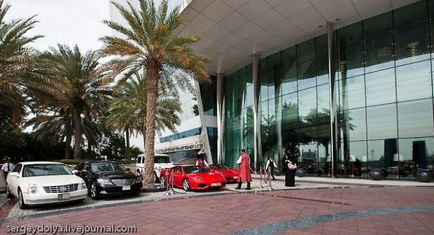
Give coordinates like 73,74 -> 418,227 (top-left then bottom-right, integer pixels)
136,153 -> 174,181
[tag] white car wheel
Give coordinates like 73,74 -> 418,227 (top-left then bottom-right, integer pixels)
18,189 -> 28,209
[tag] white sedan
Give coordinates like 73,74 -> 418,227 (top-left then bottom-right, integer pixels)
6,161 -> 88,209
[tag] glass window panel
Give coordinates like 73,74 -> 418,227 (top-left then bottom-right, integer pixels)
281,93 -> 298,123
364,12 -> 394,73
339,44 -> 365,78
259,59 -> 268,102
268,53 -> 280,100
396,61 -> 432,102
245,64 -> 253,83
281,65 -> 297,95
337,22 -> 364,78
340,75 -> 365,109
342,108 -> 366,141
368,139 -> 398,179
337,22 -> 363,48
297,60 -> 316,90
268,99 -> 276,123
245,85 -> 253,107
394,1 -> 429,65
398,99 -> 434,138
365,68 -> 396,106
299,142 -> 318,164
367,104 -> 397,140
338,141 -> 367,177
317,84 -> 329,115
350,141 -> 368,177
280,47 -> 297,95
238,67 -> 246,110
260,101 -> 269,126
298,88 -> 317,122
297,39 -> 315,63
399,137 -> 434,171
316,35 -> 328,84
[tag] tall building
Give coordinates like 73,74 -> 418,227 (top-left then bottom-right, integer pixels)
175,0 -> 434,180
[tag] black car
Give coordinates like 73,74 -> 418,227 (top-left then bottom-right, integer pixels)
74,161 -> 142,199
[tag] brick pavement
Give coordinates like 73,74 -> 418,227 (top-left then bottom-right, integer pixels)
0,187 -> 433,234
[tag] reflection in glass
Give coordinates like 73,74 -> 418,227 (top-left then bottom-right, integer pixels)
297,60 -> 316,90
364,12 -> 394,73
367,104 -> 397,140
365,68 -> 396,106
394,1 -> 429,66
396,61 -> 432,102
338,141 -> 367,177
317,84 -> 329,116
343,108 -> 366,141
399,138 -> 434,171
398,99 -> 434,138
368,139 -> 398,179
341,75 -> 365,109
281,65 -> 297,95
298,88 -> 317,122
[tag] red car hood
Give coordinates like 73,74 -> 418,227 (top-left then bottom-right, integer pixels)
187,172 -> 226,182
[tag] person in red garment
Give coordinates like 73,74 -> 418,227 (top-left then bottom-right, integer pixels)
235,149 -> 252,190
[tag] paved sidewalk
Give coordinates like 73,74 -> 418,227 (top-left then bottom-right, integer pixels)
1,187 -> 434,234
0,176 -> 433,234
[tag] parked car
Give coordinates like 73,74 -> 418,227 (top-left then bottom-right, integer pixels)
73,161 -> 142,199
159,165 -> 227,191
136,153 -> 174,182
6,161 -> 88,209
209,164 -> 240,183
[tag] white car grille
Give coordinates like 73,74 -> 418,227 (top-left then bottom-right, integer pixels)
43,184 -> 78,193
111,179 -> 135,186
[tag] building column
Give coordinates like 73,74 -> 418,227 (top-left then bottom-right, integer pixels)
216,72 -> 224,164
194,80 -> 213,164
252,53 -> 261,173
327,22 -> 337,178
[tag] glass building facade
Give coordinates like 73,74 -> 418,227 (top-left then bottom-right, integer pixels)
222,0 -> 434,179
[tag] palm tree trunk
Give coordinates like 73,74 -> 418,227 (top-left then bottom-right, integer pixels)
73,111 -> 82,160
64,123 -> 72,159
125,127 -> 131,159
143,66 -> 159,189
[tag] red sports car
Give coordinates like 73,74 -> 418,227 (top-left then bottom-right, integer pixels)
210,164 -> 240,183
160,165 -> 227,191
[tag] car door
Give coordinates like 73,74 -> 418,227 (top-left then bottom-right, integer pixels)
8,164 -> 22,196
172,167 -> 183,188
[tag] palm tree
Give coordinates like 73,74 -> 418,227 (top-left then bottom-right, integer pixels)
101,0 -> 209,187
105,73 -> 182,159
29,44 -> 111,159
0,0 -> 41,131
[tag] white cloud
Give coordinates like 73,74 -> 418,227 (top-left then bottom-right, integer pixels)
4,0 -> 112,52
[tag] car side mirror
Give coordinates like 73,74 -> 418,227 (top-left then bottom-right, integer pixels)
71,169 -> 80,175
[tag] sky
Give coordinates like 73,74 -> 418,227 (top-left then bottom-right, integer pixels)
5,0 -> 112,52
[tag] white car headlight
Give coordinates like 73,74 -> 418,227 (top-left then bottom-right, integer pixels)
29,184 -> 38,194
79,180 -> 87,190
97,178 -> 113,186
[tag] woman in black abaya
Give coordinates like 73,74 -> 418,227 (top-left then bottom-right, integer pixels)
282,153 -> 296,187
